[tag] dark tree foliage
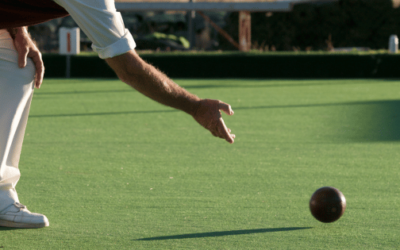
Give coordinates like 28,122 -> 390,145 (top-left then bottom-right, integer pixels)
219,0 -> 400,50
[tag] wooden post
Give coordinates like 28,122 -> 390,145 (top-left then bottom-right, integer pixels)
239,11 -> 251,52
197,11 -> 240,50
187,0 -> 195,49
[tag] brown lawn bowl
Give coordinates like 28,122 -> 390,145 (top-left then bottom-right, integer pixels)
309,186 -> 346,223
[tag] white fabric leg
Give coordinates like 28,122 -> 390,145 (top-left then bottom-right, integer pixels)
0,29 -> 35,211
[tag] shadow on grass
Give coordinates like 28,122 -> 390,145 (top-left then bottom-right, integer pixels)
29,109 -> 177,118
35,79 -> 399,96
28,99 -> 400,142
136,227 -> 312,241
0,227 -> 24,231
29,100 -> 382,118
235,100 -> 399,110
181,79 -> 397,90
237,100 -> 400,142
34,89 -> 132,96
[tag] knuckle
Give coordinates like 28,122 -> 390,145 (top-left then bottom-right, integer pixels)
20,47 -> 29,54
33,50 -> 41,56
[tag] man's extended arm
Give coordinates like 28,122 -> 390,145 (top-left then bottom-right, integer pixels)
7,27 -> 44,89
12,0 -> 235,143
12,29 -> 235,143
105,50 -> 235,143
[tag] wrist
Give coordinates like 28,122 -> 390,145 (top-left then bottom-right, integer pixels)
7,27 -> 27,39
16,27 -> 28,34
190,98 -> 202,117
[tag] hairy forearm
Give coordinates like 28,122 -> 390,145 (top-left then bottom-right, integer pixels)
106,50 -> 201,116
106,50 -> 235,144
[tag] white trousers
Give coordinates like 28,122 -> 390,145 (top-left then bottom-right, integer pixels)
0,29 -> 35,211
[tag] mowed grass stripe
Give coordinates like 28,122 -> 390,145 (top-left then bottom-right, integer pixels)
1,79 -> 398,249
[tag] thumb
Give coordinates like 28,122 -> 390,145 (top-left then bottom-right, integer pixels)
17,47 -> 28,68
219,102 -> 234,116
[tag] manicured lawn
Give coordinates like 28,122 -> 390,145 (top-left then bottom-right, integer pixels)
1,78 -> 399,249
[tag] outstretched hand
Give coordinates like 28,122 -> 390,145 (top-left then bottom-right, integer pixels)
193,99 -> 235,144
11,27 -> 44,89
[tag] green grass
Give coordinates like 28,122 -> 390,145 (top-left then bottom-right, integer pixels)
1,78 -> 400,249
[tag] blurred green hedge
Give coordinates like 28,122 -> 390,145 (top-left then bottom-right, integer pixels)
43,53 -> 400,78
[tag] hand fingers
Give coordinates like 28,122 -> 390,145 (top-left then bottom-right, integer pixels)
17,47 -> 28,68
30,51 -> 44,88
34,68 -> 44,89
209,120 -> 234,143
227,128 -> 235,139
217,118 -> 234,144
218,101 -> 234,116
